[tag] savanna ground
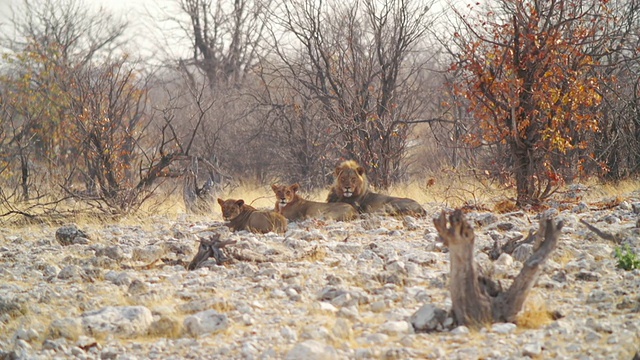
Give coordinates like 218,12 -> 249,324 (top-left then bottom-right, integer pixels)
1,175 -> 639,359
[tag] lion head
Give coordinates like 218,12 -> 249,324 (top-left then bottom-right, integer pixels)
217,198 -> 246,220
271,183 -> 300,208
333,160 -> 368,199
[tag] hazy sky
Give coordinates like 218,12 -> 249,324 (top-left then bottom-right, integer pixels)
0,0 -> 191,60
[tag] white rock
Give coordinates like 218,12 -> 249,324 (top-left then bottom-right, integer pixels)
281,326 -> 298,341
332,318 -> 352,339
450,326 -> 469,335
523,342 -> 543,357
380,321 -> 412,335
357,333 -> 389,345
495,253 -> 514,266
132,245 -> 164,262
285,340 -> 338,360
315,302 -> 338,314
409,304 -> 447,332
491,322 -> 517,334
183,310 -> 229,337
81,306 -> 153,338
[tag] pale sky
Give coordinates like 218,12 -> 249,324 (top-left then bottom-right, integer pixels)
0,0 -> 191,61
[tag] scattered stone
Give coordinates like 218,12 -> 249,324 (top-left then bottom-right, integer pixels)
0,198 -> 639,358
410,304 -> 448,332
576,270 -> 600,282
57,265 -> 85,280
183,310 -> 229,337
132,245 -> 165,263
522,342 -> 543,357
332,318 -> 352,340
491,323 -> 517,334
380,321 -> 412,335
495,253 -> 514,267
285,340 -> 338,360
56,224 -> 90,246
474,213 -> 499,227
95,246 -> 126,261
81,306 -> 153,338
450,326 -> 469,335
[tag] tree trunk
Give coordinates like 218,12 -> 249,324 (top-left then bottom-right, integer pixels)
510,140 -> 534,206
434,209 -> 563,328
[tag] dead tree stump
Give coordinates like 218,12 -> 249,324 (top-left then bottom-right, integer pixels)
434,209 -> 563,328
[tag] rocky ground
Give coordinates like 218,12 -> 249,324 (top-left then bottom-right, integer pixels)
1,189 -> 639,360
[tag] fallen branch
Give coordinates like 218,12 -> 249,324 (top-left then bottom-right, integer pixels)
579,219 -> 619,243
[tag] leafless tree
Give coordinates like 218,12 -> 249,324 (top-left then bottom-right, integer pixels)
594,1 -> 640,179
169,0 -> 274,89
270,0 -> 438,189
0,0 -> 129,201
2,0 -> 128,65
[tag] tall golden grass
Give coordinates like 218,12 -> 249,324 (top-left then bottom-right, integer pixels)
3,173 -> 639,228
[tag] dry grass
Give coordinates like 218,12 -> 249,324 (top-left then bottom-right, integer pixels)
516,293 -> 554,329
2,175 -> 639,230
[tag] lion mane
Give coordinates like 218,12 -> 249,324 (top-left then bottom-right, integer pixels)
326,160 -> 426,217
271,183 -> 357,221
217,198 -> 287,234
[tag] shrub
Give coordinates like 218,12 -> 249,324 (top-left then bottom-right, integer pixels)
614,245 -> 640,271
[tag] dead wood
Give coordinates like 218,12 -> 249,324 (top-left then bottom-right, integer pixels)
489,229 -> 536,260
187,234 -> 237,270
435,209 -> 563,328
579,219 -> 619,243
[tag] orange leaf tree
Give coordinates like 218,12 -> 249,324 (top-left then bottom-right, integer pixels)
451,0 -> 619,205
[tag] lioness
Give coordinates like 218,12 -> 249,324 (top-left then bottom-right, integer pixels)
326,160 -> 427,217
217,198 -> 287,234
271,183 -> 358,221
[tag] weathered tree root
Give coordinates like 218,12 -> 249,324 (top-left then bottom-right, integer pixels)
187,234 -> 237,270
187,233 -> 323,269
434,209 -> 563,328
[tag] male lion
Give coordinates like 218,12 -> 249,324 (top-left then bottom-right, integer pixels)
217,198 -> 287,234
326,160 -> 427,217
271,183 -> 358,221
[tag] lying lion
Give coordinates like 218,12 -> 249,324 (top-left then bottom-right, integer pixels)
326,160 -> 426,217
217,198 -> 287,234
271,183 -> 358,221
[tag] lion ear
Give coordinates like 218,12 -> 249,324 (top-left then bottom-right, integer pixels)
217,198 -> 224,205
271,184 -> 278,192
291,183 -> 300,192
334,165 -> 342,176
235,199 -> 245,206
357,166 -> 365,176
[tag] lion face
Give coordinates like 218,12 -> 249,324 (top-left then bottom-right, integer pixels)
271,183 -> 299,207
335,165 -> 366,198
217,198 -> 244,220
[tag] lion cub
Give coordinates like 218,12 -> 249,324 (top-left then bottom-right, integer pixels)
271,183 -> 358,221
217,198 -> 287,234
